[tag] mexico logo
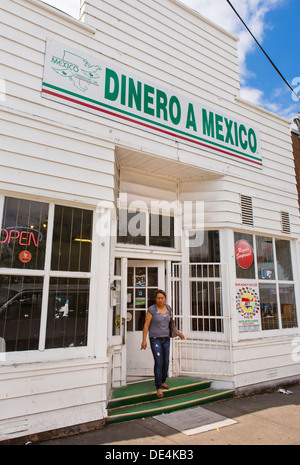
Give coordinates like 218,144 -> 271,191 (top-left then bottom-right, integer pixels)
236,285 -> 260,320
51,49 -> 101,92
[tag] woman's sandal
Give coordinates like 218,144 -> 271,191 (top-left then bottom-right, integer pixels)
162,383 -> 170,390
157,389 -> 164,398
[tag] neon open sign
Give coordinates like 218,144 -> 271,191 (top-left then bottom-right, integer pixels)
0,226 -> 43,247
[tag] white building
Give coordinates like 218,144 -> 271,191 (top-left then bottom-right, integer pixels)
0,0 -> 300,441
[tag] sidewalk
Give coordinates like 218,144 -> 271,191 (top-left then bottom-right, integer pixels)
37,383 -> 300,446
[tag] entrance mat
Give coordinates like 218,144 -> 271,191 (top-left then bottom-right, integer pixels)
154,406 -> 237,435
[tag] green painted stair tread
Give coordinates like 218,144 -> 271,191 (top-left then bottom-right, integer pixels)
108,378 -> 211,409
111,377 -> 208,399
107,388 -> 234,422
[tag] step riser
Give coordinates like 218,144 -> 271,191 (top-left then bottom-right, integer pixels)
106,390 -> 234,425
108,381 -> 212,409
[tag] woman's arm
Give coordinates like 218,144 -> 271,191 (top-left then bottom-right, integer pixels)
141,312 -> 152,349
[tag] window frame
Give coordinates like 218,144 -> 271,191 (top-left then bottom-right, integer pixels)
234,231 -> 299,335
116,208 -> 179,251
0,197 -> 94,364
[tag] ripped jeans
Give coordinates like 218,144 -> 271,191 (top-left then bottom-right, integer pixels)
150,337 -> 170,390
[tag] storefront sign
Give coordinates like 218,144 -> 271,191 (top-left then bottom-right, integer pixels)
235,281 -> 261,331
19,250 -> 32,263
42,39 -> 262,168
0,227 -> 42,247
235,240 -> 254,269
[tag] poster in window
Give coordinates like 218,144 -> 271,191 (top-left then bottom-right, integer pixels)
235,281 -> 261,332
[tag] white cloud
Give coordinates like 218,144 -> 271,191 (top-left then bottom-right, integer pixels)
181,0 -> 285,82
182,0 -> 300,122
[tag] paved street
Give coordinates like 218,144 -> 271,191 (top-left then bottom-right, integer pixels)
37,384 -> 300,446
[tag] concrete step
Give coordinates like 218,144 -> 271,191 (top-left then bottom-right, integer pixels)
106,377 -> 234,425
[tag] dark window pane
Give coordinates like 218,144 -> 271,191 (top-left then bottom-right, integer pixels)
117,210 -> 146,245
148,267 -> 158,287
149,214 -> 174,247
189,231 -> 220,263
259,284 -> 279,330
51,206 -> 93,272
276,240 -> 293,281
256,236 -> 275,280
0,197 -> 48,270
45,278 -> 90,349
279,284 -> 297,328
0,275 -> 43,351
135,310 -> 146,331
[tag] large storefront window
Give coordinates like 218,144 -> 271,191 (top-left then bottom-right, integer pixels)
0,197 -> 93,354
234,232 -> 298,331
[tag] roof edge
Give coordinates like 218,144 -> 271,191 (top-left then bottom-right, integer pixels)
169,0 -> 239,42
25,0 -> 96,33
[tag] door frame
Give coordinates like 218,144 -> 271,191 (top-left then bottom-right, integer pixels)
125,259 -> 166,380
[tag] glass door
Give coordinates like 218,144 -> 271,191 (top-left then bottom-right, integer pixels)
126,260 -> 165,378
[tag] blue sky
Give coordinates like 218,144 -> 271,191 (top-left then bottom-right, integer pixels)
42,0 -> 300,124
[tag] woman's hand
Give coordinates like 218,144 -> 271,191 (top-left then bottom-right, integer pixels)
141,341 -> 147,350
178,332 -> 185,340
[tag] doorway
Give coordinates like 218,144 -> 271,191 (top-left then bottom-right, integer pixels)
126,260 -> 165,378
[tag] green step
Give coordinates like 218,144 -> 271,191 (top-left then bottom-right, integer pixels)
106,387 -> 234,425
108,377 -> 211,409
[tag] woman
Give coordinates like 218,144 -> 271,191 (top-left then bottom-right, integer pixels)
141,289 -> 185,398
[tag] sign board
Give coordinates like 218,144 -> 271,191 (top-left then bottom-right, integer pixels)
42,39 -> 262,168
235,240 -> 254,270
235,281 -> 261,332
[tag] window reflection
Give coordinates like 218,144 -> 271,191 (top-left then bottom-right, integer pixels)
0,275 -> 43,351
51,205 -> 93,272
259,284 -> 278,330
256,236 -> 275,280
0,197 -> 48,270
276,240 -> 293,281
279,285 -> 297,329
46,278 -> 90,349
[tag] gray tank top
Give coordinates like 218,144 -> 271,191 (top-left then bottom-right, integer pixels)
147,304 -> 171,338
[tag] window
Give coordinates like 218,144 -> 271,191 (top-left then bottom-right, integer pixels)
45,277 -> 90,349
0,197 -> 93,355
0,275 -> 43,351
276,240 -> 293,281
149,213 -> 174,247
117,209 -> 175,248
189,230 -> 220,264
0,197 -> 48,270
234,232 -> 255,279
189,231 -> 223,333
260,284 -> 278,330
117,210 -> 146,246
256,236 -> 275,280
51,206 -> 93,272
234,232 -> 298,331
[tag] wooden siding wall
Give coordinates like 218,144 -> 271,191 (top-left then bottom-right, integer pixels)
0,0 -> 115,206
1,0 -> 299,236
0,0 -> 300,438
